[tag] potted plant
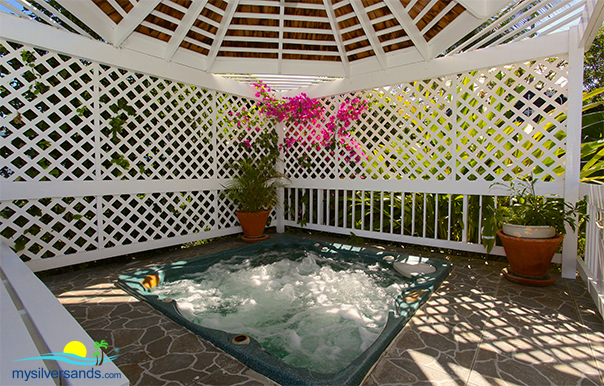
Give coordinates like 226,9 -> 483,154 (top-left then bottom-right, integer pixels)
222,155 -> 288,242
483,175 -> 582,286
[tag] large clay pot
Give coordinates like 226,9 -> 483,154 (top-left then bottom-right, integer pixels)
497,229 -> 563,285
236,210 -> 270,238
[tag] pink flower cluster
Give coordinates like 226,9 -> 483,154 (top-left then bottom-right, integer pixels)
231,81 -> 370,167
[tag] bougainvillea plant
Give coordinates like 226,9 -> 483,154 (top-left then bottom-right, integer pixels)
229,82 -> 370,167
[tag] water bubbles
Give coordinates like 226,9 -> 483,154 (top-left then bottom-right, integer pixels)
154,247 -> 404,373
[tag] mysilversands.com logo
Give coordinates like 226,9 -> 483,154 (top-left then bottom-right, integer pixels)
11,339 -> 122,381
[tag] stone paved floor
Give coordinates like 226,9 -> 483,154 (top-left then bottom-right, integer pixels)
41,231 -> 604,386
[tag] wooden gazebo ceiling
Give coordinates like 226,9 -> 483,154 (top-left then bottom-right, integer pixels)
67,0 -> 513,77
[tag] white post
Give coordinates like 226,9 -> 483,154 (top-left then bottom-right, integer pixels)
276,121 -> 286,233
562,27 -> 584,279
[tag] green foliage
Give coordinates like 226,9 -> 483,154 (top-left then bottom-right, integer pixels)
20,50 -> 47,96
110,154 -> 130,175
107,98 -> 135,142
584,25 -> 604,93
222,156 -> 288,213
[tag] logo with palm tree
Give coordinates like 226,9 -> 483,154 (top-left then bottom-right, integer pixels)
92,340 -> 109,366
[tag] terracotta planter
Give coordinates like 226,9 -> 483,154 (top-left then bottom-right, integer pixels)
497,229 -> 563,285
236,210 -> 270,238
502,223 -> 556,239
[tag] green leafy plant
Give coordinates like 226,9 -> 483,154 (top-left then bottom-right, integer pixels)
482,175 -> 584,253
20,50 -> 47,96
222,156 -> 289,213
107,98 -> 136,142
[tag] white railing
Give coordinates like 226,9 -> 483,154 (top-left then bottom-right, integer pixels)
0,37 -> 575,273
578,183 -> 604,316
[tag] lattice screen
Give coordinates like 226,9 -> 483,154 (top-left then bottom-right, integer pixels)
293,57 -> 568,182
0,39 -> 260,267
0,36 -> 570,268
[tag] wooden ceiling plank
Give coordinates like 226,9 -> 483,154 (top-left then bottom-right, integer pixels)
278,1 -> 284,73
165,0 -> 209,61
579,0 -> 604,48
412,0 -> 439,23
183,37 -> 212,50
384,35 -> 411,45
150,10 -> 182,25
206,0 -> 240,71
348,0 -> 387,69
231,24 -> 279,31
106,0 -> 128,18
346,45 -> 373,55
405,0 -> 419,12
198,15 -> 221,28
385,0 -> 431,61
419,2 -> 456,34
51,0 -> 116,42
376,25 -> 402,36
323,0 -> 351,77
114,0 -> 163,46
371,14 -> 396,25
282,49 -> 340,55
140,21 -> 174,36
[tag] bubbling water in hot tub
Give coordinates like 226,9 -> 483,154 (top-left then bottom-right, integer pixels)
153,247 -> 409,373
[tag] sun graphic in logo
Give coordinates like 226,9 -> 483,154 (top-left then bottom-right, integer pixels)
63,341 -> 87,358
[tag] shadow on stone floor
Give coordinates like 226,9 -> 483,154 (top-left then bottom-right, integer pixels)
41,232 -> 604,386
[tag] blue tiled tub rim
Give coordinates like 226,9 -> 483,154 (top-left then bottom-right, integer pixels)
117,235 -> 452,386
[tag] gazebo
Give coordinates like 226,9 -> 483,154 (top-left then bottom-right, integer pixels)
1,0 -> 604,383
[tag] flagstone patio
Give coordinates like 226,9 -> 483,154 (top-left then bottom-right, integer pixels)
41,231 -> 604,386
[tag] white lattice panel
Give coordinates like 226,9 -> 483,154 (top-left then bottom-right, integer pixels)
284,96 -> 339,179
214,92 -> 271,178
0,196 -> 98,261
101,191 -> 217,248
455,57 -> 568,181
0,40 -> 96,182
322,57 -> 568,183
354,81 -> 454,180
98,66 -> 216,180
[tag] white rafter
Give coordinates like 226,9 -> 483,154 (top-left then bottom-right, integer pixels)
206,0 -> 240,72
579,0 -> 604,48
165,0 -> 209,61
348,0 -> 387,69
52,0 -> 116,43
455,0 -> 488,18
114,0 -> 162,47
385,0 -> 431,61
323,0 -> 351,77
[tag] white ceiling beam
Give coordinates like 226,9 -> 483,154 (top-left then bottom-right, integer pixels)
323,0 -> 351,77
48,0 -> 116,43
385,0 -> 431,61
349,0 -> 387,70
114,0 -> 162,47
165,0 -> 209,61
454,0 -> 488,18
579,0 -> 604,48
206,0 -> 240,72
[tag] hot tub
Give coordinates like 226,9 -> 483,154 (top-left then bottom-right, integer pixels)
118,235 -> 451,385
